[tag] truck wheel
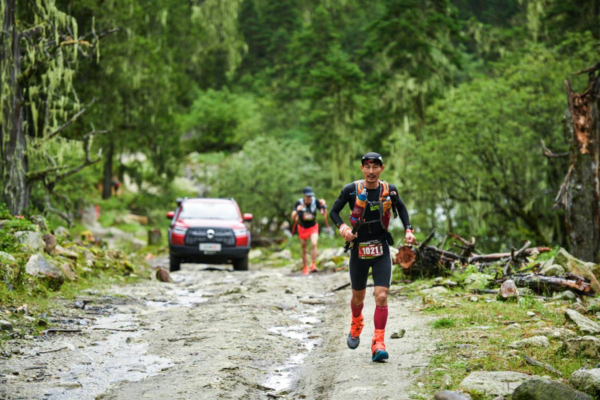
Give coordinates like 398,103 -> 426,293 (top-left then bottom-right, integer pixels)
169,254 -> 181,272
233,256 -> 248,271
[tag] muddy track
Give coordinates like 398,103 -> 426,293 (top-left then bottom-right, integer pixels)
0,260 -> 436,400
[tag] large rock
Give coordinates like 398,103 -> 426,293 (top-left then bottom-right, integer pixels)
54,245 -> 78,260
498,279 -> 519,302
464,273 -> 493,290
460,371 -> 536,396
0,251 -> 16,264
421,286 -> 450,296
509,336 -> 550,349
54,226 -> 70,239
42,234 -> 57,253
0,319 -> 13,331
565,309 -> 600,334
570,369 -> 600,396
540,263 -> 566,277
513,379 -> 591,400
434,391 -> 471,400
563,336 -> 600,358
15,231 -> 45,252
25,254 -> 64,280
316,247 -> 345,263
271,249 -> 292,260
59,264 -> 77,281
554,248 -> 600,293
249,249 -> 263,259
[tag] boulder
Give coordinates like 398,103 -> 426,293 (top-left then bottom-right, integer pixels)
54,226 -> 70,239
15,231 -> 45,252
554,248 -> 600,293
59,264 -> 77,281
540,263 -> 566,277
322,261 -> 336,269
509,336 -> 550,349
0,319 -> 13,331
460,371 -> 537,396
563,336 -> 600,358
54,245 -> 78,260
498,279 -> 519,302
565,309 -> 600,334
249,249 -> 263,259
553,290 -> 577,302
42,234 -> 57,253
570,369 -> 600,396
317,247 -> 345,263
131,238 -> 147,250
443,280 -> 458,288
421,286 -> 450,296
513,379 -> 591,400
0,251 -> 16,264
464,273 -> 493,290
25,254 -> 64,280
434,390 -> 471,400
271,249 -> 292,260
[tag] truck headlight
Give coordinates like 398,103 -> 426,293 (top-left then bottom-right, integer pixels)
233,228 -> 247,237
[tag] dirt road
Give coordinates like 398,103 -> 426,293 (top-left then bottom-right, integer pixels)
1,259 -> 437,399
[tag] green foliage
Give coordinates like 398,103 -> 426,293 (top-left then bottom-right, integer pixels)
180,89 -> 263,152
213,136 -> 325,230
433,317 -> 456,328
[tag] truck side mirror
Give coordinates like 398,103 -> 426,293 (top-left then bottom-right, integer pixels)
243,213 -> 253,222
166,211 -> 175,219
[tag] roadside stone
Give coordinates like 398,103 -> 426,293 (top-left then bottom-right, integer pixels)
434,390 -> 471,400
554,290 -> 577,302
0,319 -> 13,331
441,374 -> 452,390
42,234 -> 57,253
570,369 -> 600,396
30,215 -> 47,231
421,287 -> 449,296
571,303 -> 588,314
271,249 -> 292,260
527,311 -> 536,317
460,371 -> 537,396
434,277 -> 444,285
54,226 -> 70,239
540,263 -> 566,277
464,273 -> 493,290
513,379 -> 591,400
470,296 -> 479,302
55,245 -> 78,259
248,249 -> 263,259
509,336 -> 550,349
443,280 -> 458,288
564,336 -> 600,358
391,328 -> 406,339
0,251 -> 16,264
554,248 -> 600,292
131,238 -> 146,250
59,264 -> 77,281
25,254 -> 64,280
15,231 -> 45,252
565,309 -> 600,334
498,279 -> 519,302
322,261 -> 336,269
156,268 -> 172,283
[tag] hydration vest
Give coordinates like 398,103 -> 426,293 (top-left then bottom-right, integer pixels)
351,180 -> 393,230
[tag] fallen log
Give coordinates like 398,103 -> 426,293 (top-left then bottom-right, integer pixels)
512,274 -> 593,295
469,247 -> 551,263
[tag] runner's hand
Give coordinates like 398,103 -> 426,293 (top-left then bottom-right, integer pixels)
344,230 -> 357,241
296,204 -> 305,211
404,231 -> 417,245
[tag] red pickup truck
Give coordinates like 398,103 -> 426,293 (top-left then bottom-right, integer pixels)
167,198 -> 253,272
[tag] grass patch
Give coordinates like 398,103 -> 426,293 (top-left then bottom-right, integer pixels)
433,317 -> 456,329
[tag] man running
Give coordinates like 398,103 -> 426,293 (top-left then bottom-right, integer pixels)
329,152 -> 416,362
292,187 -> 327,275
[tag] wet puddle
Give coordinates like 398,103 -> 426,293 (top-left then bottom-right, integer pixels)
42,314 -> 173,399
263,305 -> 324,392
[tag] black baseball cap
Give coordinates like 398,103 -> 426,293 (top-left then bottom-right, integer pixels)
303,186 -> 314,196
361,152 -> 383,165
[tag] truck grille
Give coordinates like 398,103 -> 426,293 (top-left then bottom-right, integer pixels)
185,227 -> 235,247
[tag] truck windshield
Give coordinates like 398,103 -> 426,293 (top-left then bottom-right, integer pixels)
179,202 -> 239,220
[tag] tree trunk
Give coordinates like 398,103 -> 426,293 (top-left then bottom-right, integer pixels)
557,66 -> 600,263
102,142 -> 113,199
1,0 -> 28,215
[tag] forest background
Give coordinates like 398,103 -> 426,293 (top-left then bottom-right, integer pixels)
1,0 -> 599,259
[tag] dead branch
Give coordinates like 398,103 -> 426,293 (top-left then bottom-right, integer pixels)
523,355 -> 563,377
40,100 -> 95,144
503,241 -> 531,276
540,139 -> 569,158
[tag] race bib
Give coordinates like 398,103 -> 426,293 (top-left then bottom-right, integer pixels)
303,212 -> 314,221
358,240 -> 383,259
